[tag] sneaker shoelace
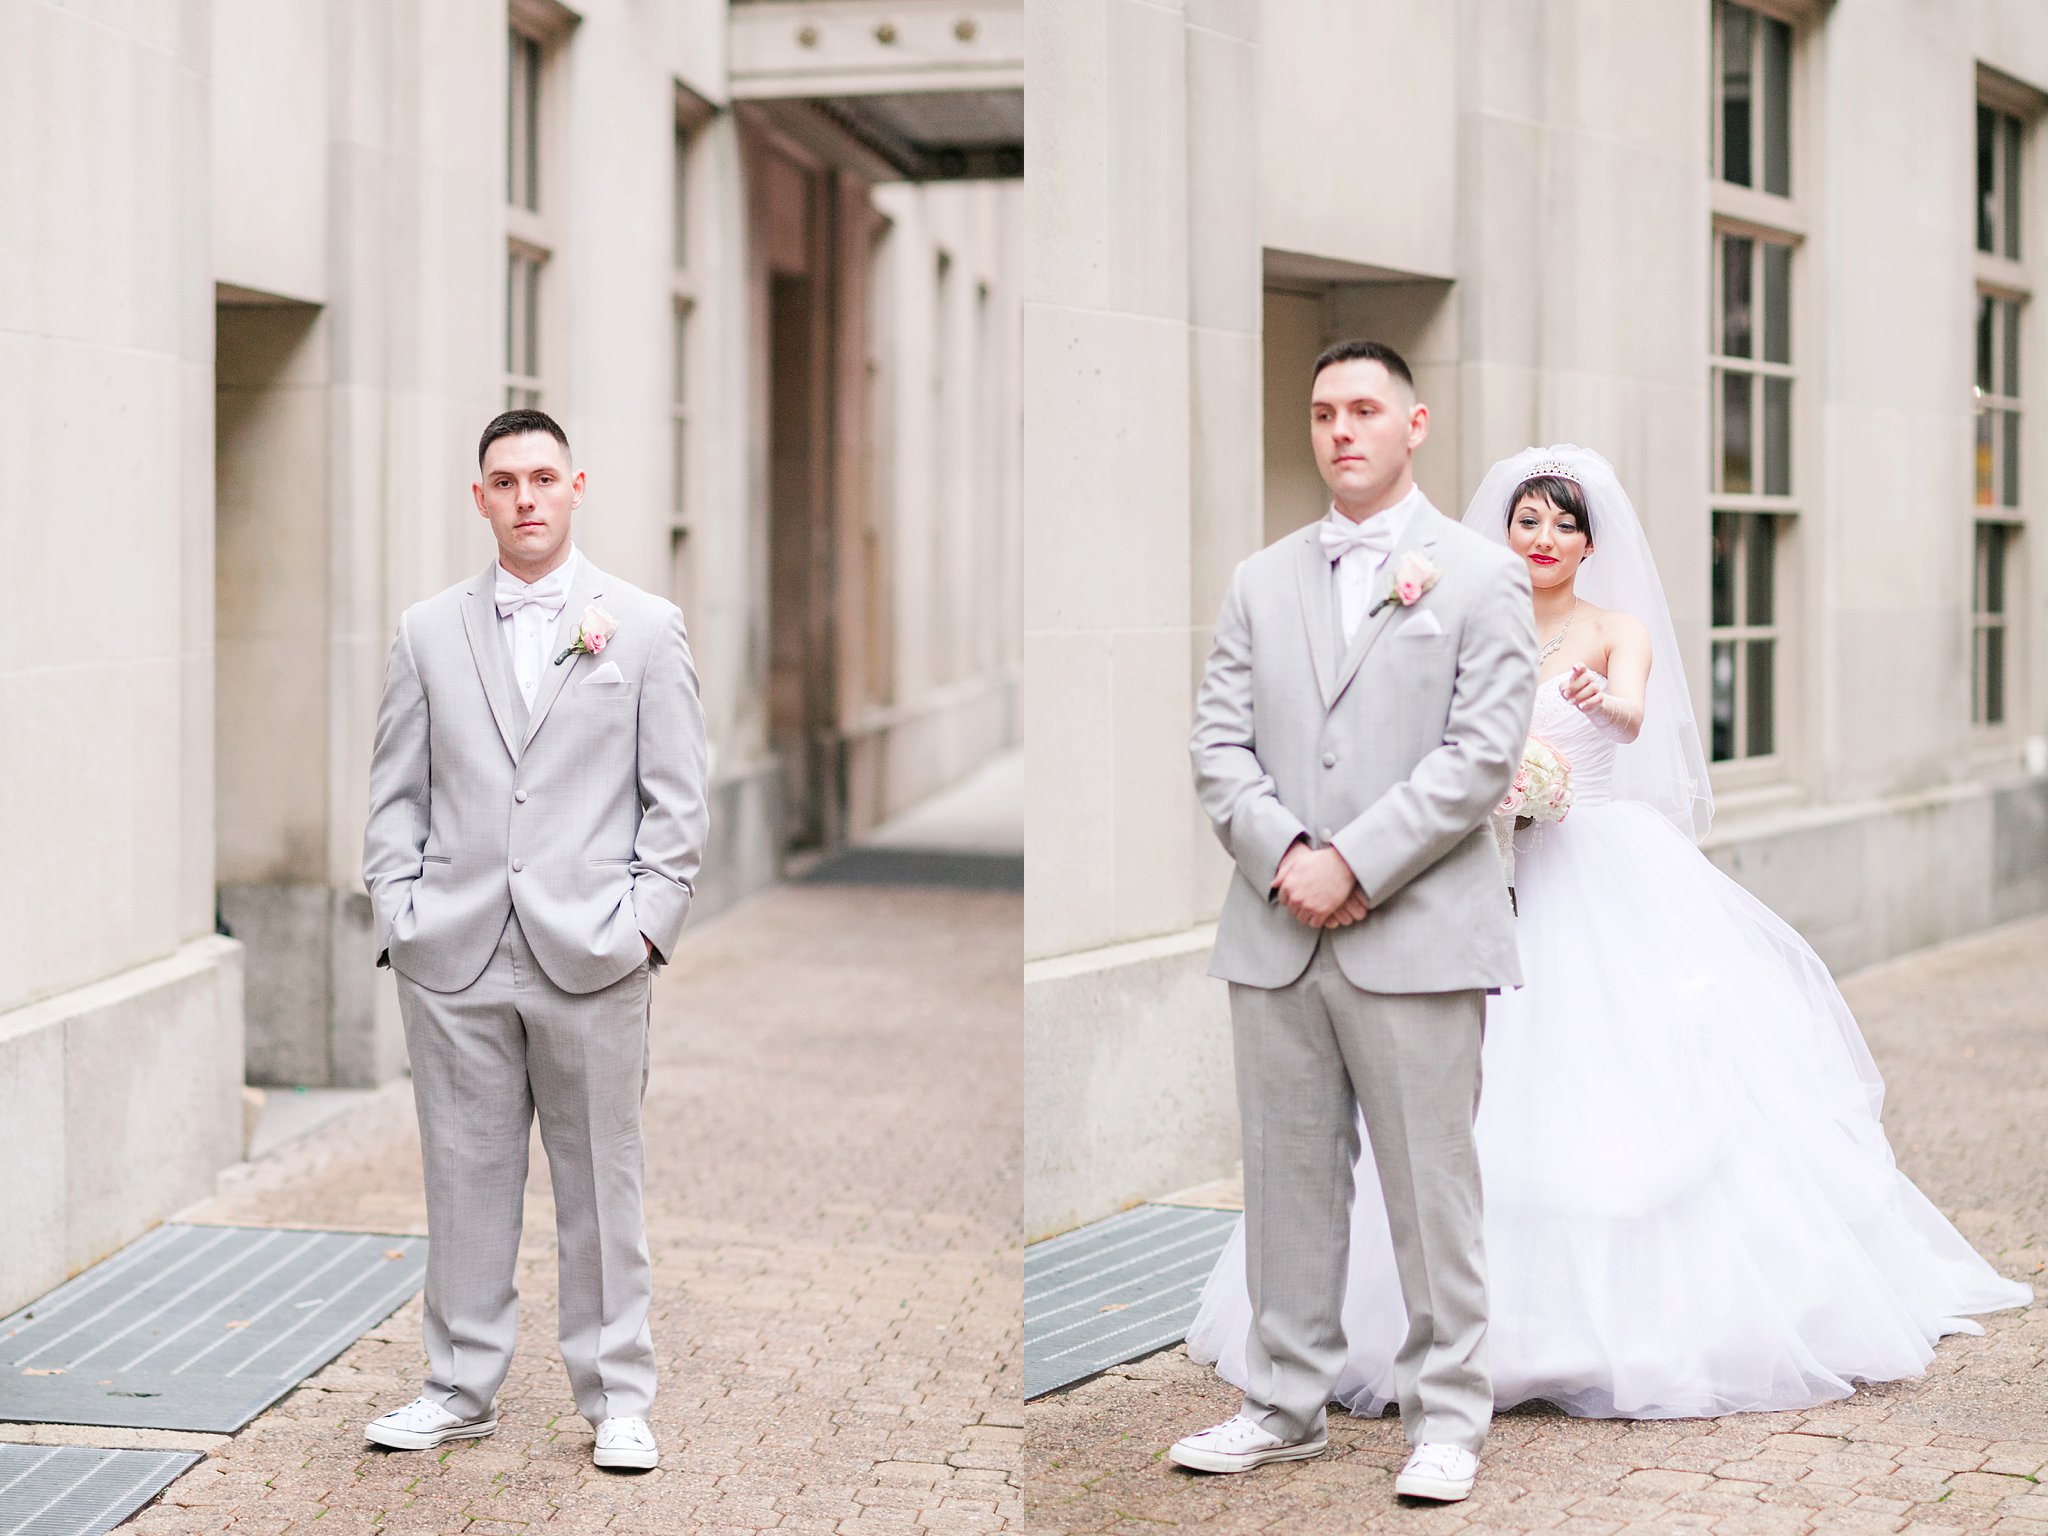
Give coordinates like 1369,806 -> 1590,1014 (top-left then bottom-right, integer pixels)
1407,1445 -> 1466,1476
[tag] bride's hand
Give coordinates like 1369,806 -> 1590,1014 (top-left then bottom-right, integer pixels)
1564,663 -> 1644,742
1561,663 -> 1607,712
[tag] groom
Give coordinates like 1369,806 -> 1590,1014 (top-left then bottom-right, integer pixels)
1176,342 -> 1536,1499
361,409 -> 708,1470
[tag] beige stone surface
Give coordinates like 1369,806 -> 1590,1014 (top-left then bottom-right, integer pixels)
116,882 -> 1021,1532
1025,914 -> 2048,1534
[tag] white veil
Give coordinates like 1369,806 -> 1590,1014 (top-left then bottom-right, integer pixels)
1462,445 -> 1714,843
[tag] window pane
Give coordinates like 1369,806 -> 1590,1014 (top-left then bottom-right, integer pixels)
674,129 -> 690,270
1986,625 -> 2006,723
1761,242 -> 1790,363
1711,512 -> 1737,628
1763,377 -> 1791,496
1976,409 -> 1994,505
1721,234 -> 1754,358
1975,523 -> 1992,614
1978,293 -> 1996,394
2003,409 -> 2021,507
2003,297 -> 2020,397
1979,104 -> 1997,254
1987,523 -> 2009,613
523,257 -> 539,376
1744,513 -> 1775,626
1761,16 -> 1791,196
1721,0 -> 1754,187
1711,639 -> 1737,761
1746,638 -> 1776,757
672,305 -> 689,406
522,37 -> 541,213
2004,113 -> 2022,260
1722,370 -> 1754,493
673,419 -> 688,519
507,29 -> 521,206
505,253 -> 517,375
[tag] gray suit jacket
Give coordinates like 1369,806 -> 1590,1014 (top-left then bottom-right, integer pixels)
1191,498 -> 1538,994
363,556 -> 710,996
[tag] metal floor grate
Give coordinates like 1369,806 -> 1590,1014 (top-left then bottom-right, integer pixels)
0,1444 -> 199,1536
800,847 -> 1023,891
0,1225 -> 428,1433
1024,1203 -> 1240,1399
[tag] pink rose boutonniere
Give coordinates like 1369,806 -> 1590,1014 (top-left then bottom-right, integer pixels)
553,604 -> 619,666
1368,551 -> 1442,618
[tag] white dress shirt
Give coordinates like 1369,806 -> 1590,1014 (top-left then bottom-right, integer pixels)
1325,485 -> 1421,643
494,545 -> 579,709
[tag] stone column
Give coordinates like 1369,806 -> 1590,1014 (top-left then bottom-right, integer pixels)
1023,0 -> 1261,1238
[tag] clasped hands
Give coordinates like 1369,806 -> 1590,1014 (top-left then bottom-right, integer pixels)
1273,840 -> 1368,929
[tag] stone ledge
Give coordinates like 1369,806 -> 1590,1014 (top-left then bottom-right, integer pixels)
0,937 -> 245,1316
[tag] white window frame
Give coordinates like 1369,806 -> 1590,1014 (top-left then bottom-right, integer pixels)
504,7 -> 574,410
669,85 -> 715,619
1707,0 -> 1813,798
1972,67 -> 2040,752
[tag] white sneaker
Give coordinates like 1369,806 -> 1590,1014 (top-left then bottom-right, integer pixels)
1395,1441 -> 1479,1501
1167,1413 -> 1326,1474
593,1416 -> 660,1470
363,1396 -> 497,1450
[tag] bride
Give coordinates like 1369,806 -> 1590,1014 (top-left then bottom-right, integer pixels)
1185,444 -> 2032,1421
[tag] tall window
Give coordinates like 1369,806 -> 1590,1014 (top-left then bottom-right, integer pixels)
1979,104 -> 2022,259
1709,1 -> 1800,768
505,26 -> 550,408
1975,94 -> 2028,731
1708,229 -> 1797,762
670,91 -> 713,619
1715,0 -> 1791,196
1973,523 -> 2013,725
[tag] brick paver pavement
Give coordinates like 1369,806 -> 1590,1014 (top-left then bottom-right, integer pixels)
1026,913 -> 2048,1535
108,880 -> 1020,1534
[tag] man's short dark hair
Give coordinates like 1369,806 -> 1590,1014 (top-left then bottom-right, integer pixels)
478,408 -> 571,468
1311,339 -> 1415,394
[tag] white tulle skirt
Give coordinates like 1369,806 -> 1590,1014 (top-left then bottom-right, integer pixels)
1185,800 -> 2032,1420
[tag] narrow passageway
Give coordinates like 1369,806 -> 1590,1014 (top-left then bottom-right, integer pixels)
125,876 -> 1022,1533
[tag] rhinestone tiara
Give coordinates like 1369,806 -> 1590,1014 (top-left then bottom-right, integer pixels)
1524,457 -> 1584,486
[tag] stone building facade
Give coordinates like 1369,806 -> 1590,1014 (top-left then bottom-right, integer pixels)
1024,0 -> 2048,1236
0,0 -> 1020,1313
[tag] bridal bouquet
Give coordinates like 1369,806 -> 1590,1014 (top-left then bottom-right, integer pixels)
1492,735 -> 1573,891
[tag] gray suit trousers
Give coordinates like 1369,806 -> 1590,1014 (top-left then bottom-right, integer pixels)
395,909 -> 656,1424
1231,936 -> 1490,1451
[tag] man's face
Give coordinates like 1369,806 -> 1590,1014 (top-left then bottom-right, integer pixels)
473,431 -> 584,573
1310,359 -> 1427,509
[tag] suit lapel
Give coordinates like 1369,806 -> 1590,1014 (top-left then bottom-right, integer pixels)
523,558 -> 604,750
1295,528 -> 1340,712
1329,499 -> 1444,707
460,563 -> 525,762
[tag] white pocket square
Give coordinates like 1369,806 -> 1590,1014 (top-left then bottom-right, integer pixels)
580,659 -> 626,687
1394,609 -> 1444,638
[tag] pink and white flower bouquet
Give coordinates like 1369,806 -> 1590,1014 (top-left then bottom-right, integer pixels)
1493,735 -> 1573,890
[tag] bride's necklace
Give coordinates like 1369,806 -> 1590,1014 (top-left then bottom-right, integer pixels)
1537,597 -> 1578,664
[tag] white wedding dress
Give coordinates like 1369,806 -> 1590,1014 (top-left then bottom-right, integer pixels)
1185,670 -> 2033,1420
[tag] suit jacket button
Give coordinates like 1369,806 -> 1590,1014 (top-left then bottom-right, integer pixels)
1321,752 -> 1336,768
514,789 -> 528,803
511,859 -> 525,873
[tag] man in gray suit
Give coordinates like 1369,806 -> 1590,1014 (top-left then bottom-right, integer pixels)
361,409 -> 708,1471
1173,343 -> 1536,1500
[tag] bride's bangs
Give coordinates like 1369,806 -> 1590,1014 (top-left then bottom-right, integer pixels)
1507,475 -> 1593,542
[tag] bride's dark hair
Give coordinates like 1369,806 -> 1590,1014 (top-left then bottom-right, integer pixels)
1508,475 -> 1594,547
